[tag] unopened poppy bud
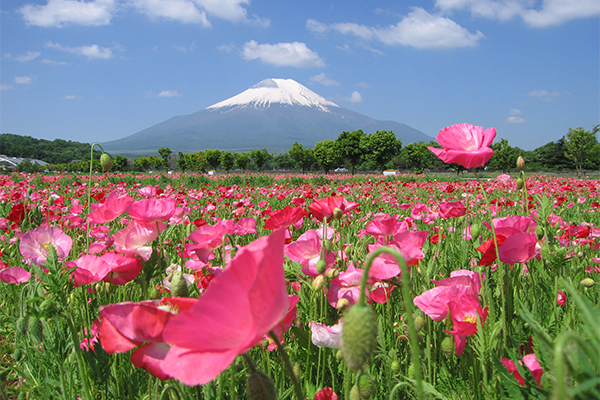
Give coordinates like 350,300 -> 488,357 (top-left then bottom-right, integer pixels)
390,360 -> 400,374
100,153 -> 113,172
16,316 -> 28,335
40,299 -> 57,315
247,370 -> 277,400
336,298 -> 350,312
407,363 -> 415,379
333,207 -> 343,220
441,336 -> 454,358
12,348 -> 22,362
470,224 -> 480,240
170,270 -> 189,297
326,268 -> 339,280
149,287 -> 161,299
580,278 -> 595,288
517,156 -> 525,170
349,385 -> 361,400
341,304 -> 379,372
336,349 -> 343,360
292,363 -> 302,380
344,246 -> 353,258
323,239 -> 332,253
516,178 -> 524,189
316,259 -> 327,274
95,282 -> 104,294
28,317 -> 44,344
312,275 -> 325,292
357,373 -> 375,399
414,315 -> 426,332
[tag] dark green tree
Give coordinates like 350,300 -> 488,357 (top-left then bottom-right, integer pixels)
272,153 -> 295,170
157,147 -> 172,170
488,138 -> 516,173
364,130 -> 402,172
220,151 -> 235,173
564,126 -> 600,176
403,142 -> 431,174
235,153 -> 251,172
288,142 -> 315,173
205,149 -> 222,171
250,148 -> 273,171
112,155 -> 129,172
336,129 -> 367,175
313,140 -> 342,174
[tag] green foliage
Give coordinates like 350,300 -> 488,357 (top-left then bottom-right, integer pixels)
489,138 -> 518,173
363,130 -> 402,172
564,125 -> 600,176
250,148 -> 273,171
336,130 -> 367,174
235,152 -> 251,171
288,142 -> 316,173
313,140 -> 342,174
0,133 -> 102,164
205,149 -> 222,170
157,147 -> 172,170
220,151 -> 235,173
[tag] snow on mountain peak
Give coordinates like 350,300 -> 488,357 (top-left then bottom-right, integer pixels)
207,78 -> 339,111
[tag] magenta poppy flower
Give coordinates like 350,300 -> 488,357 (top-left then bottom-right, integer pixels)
186,219 -> 235,263
428,123 -> 496,169
264,205 -> 306,230
158,229 -> 289,386
438,201 -> 467,219
501,354 -> 544,387
313,387 -> 339,400
66,255 -> 111,287
285,229 -> 335,278
87,191 -> 134,224
113,221 -> 162,261
264,294 -> 300,351
309,321 -> 343,349
129,198 -> 177,224
327,263 -> 369,309
19,226 -> 73,267
0,266 -> 31,284
101,252 -> 143,285
309,196 -> 359,222
556,290 -> 566,306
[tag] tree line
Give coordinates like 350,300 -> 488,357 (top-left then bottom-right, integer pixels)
3,125 -> 599,176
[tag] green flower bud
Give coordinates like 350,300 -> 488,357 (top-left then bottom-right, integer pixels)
326,267 -> 340,280
316,259 -> 327,274
28,317 -> 44,344
390,360 -> 400,374
312,275 -> 325,292
441,336 -> 454,358
16,316 -> 28,335
470,224 -> 480,240
336,298 -> 350,312
149,287 -> 161,299
12,348 -> 22,362
170,270 -> 189,297
357,373 -> 376,399
341,304 -> 379,372
516,178 -> 524,189
333,207 -> 343,220
414,315 -> 426,332
517,156 -> 525,170
336,349 -> 343,360
292,363 -> 302,380
580,278 -> 595,288
407,363 -> 415,379
100,153 -> 113,172
323,239 -> 332,253
40,299 -> 57,316
247,370 -> 277,400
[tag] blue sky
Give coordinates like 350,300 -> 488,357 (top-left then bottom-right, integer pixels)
1,0 -> 598,151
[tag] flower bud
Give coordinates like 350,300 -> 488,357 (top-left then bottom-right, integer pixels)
326,268 -> 340,280
316,259 -> 327,275
516,178 -> 524,189
407,363 -> 415,379
149,287 -> 161,300
536,225 -> 545,240
517,156 -> 525,170
414,315 -> 426,332
441,336 -> 454,358
336,298 -> 350,312
341,304 -> 379,372
333,207 -> 343,220
470,224 -> 480,240
292,363 -> 302,380
312,275 -> 325,292
390,360 -> 400,374
100,153 -> 113,172
580,278 -> 595,288
247,370 -> 277,400
16,316 -> 28,335
28,317 -> 44,344
170,270 -> 189,297
357,373 -> 375,399
349,385 -> 361,400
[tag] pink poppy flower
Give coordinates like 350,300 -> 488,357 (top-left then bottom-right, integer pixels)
186,219 -> 235,263
309,196 -> 359,222
113,220 -> 162,261
128,198 -> 177,224
264,205 -> 306,230
101,252 -> 143,285
438,201 -> 467,219
309,321 -> 343,349
556,290 -> 566,306
0,266 -> 31,284
264,294 -> 300,351
158,229 -> 289,386
99,298 -> 197,381
87,191 -> 133,224
478,216 -> 539,265
428,123 -> 496,169
327,263 -> 369,309
501,354 -> 544,387
66,255 -> 111,287
285,229 -> 335,278
19,226 -> 73,267
313,387 -> 339,400
80,319 -> 101,352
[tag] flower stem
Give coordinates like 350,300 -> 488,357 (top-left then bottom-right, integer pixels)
268,330 -> 304,400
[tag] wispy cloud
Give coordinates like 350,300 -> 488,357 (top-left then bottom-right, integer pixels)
45,41 -> 119,60
506,116 -> 526,124
527,90 -> 567,102
19,0 -> 115,27
307,8 -> 484,49
41,58 -> 70,65
0,84 -> 13,90
435,0 -> 600,28
309,73 -> 340,86
14,51 -> 41,62
242,41 -> 325,68
157,90 -> 182,97
14,76 -> 35,84
63,94 -> 79,99
347,91 -> 363,103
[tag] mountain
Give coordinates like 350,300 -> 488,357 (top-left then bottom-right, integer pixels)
101,78 -> 431,155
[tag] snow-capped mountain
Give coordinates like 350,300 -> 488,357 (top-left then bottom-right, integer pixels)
101,78 -> 431,155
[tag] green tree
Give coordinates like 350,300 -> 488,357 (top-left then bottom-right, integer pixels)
112,155 -> 129,172
205,149 -> 222,171
403,142 -> 431,174
157,147 -> 172,170
272,153 -> 295,170
313,140 -> 342,174
564,126 -> 600,176
235,153 -> 251,172
364,130 -> 402,172
489,138 -> 516,173
220,151 -> 235,173
250,148 -> 273,171
288,142 -> 315,173
336,129 -> 367,175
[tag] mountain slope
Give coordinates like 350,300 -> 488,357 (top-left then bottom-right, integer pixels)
101,79 -> 431,155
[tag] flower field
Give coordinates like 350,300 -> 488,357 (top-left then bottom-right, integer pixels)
1,127 -> 599,400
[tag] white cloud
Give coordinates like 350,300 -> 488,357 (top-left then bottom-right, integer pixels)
506,116 -> 526,124
41,58 -> 70,65
309,73 -> 340,86
173,42 -> 196,52
15,76 -> 35,84
242,41 -> 325,68
347,91 -> 363,103
14,51 -> 41,62
307,8 -> 484,49
194,0 -> 269,26
0,84 -> 13,90
509,108 -> 522,115
45,41 -> 117,59
63,94 -> 78,99
435,0 -> 600,28
157,90 -> 182,97
19,0 -> 115,27
527,90 -> 566,102
357,82 -> 372,88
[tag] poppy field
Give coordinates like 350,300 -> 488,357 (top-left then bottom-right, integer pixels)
1,124 -> 599,400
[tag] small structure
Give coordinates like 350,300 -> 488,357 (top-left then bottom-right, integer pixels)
383,169 -> 398,176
